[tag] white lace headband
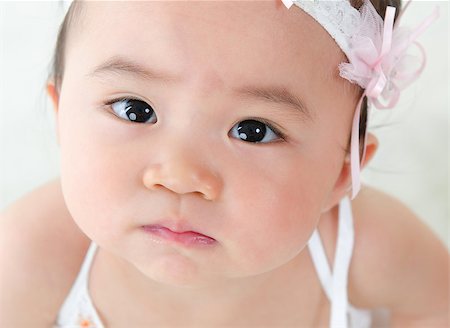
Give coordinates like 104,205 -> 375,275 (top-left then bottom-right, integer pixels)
281,0 -> 439,200
59,0 -> 439,201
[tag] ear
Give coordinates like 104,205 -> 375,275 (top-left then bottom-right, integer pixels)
46,82 -> 60,145
321,132 -> 379,212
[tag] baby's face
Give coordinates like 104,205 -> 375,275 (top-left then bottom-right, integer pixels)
56,1 -> 357,286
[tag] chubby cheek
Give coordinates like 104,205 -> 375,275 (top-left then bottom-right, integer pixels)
221,150 -> 322,277
58,105 -> 135,243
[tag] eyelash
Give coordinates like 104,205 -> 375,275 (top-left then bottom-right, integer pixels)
102,96 -> 287,142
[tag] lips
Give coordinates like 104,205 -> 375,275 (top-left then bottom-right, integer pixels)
141,224 -> 216,247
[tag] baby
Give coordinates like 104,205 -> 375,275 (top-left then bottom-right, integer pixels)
1,0 -> 448,327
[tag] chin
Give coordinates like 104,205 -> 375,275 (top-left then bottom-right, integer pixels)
136,255 -> 221,289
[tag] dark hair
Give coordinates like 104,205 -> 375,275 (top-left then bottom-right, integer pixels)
46,0 -> 402,159
47,0 -> 85,96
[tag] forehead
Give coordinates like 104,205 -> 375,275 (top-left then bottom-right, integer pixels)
66,1 -> 347,113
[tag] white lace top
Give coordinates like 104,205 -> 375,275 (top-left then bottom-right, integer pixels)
53,196 -> 388,327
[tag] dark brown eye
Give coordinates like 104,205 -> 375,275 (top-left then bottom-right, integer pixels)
107,98 -> 157,124
230,119 -> 284,143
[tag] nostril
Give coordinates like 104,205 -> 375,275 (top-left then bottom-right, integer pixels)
195,191 -> 208,200
150,184 -> 165,192
142,164 -> 220,200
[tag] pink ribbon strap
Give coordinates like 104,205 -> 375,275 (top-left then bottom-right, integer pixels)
350,3 -> 440,199
364,6 -> 395,99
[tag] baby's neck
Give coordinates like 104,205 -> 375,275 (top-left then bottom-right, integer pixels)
89,242 -> 317,326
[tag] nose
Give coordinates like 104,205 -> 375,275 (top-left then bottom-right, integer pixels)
142,161 -> 222,201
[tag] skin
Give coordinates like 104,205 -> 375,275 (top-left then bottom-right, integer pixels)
46,0 -> 379,325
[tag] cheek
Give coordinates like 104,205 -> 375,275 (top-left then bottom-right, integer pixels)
58,104 -> 136,242
220,149 -> 321,276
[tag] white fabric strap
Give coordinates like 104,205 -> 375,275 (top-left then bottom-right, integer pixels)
307,196 -> 355,328
55,241 -> 104,327
308,229 -> 334,301
330,196 -> 355,327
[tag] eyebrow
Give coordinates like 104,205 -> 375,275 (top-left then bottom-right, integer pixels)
235,85 -> 314,123
87,56 -> 314,123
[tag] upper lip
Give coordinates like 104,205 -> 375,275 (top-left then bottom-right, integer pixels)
142,218 -> 214,239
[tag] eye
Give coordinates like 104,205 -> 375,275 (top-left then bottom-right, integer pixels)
230,119 -> 286,144
104,97 -> 157,124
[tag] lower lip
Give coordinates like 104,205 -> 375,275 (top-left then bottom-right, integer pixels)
141,225 -> 216,247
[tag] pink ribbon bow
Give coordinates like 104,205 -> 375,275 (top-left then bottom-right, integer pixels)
349,0 -> 440,199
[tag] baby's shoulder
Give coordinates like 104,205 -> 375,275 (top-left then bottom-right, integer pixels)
348,185 -> 448,316
0,178 -> 91,327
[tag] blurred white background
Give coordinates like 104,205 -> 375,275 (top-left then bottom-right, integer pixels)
0,0 -> 448,248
